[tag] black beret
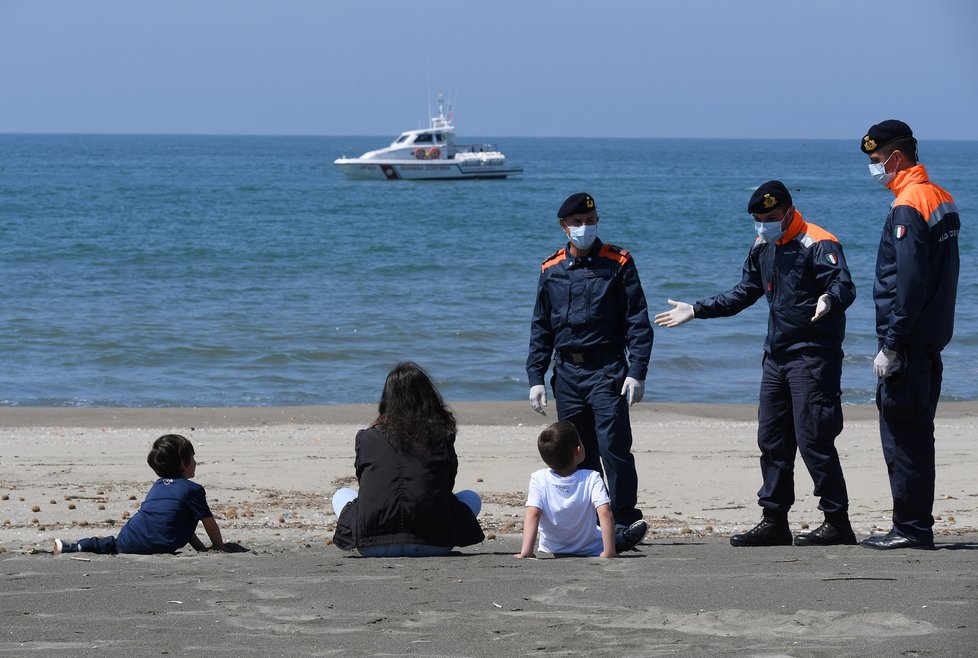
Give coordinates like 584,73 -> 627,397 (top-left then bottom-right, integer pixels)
557,192 -> 596,219
747,181 -> 792,214
861,119 -> 914,154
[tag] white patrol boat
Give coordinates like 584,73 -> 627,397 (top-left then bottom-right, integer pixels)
333,95 -> 523,181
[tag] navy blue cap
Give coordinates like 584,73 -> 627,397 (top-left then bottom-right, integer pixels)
748,181 -> 792,214
862,119 -> 915,154
557,192 -> 596,219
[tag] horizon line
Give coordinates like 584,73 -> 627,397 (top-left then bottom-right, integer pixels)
1,131 -> 975,143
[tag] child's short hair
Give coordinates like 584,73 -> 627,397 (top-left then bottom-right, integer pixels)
537,421 -> 581,470
147,434 -> 195,478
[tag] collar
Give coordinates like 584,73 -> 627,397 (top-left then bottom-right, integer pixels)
775,209 -> 805,246
889,163 -> 929,197
565,237 -> 603,263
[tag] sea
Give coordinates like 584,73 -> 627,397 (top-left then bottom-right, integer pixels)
1,134 -> 975,408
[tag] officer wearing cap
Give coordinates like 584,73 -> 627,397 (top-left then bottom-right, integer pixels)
654,181 -> 857,547
859,120 -> 960,551
527,192 -> 653,529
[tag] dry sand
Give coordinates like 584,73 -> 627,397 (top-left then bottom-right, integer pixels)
3,401 -> 978,547
2,402 -> 977,655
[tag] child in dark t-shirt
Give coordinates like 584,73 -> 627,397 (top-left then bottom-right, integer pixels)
53,434 -> 225,555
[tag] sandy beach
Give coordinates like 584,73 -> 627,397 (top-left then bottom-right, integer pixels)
2,402 -> 977,655
3,402 -> 978,547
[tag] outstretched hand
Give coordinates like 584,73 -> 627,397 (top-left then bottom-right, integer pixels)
654,299 -> 694,328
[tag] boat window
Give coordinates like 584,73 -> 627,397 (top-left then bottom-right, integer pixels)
434,133 -> 443,142
395,135 -> 409,144
414,134 -> 433,143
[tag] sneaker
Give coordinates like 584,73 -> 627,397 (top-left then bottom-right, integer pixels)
794,519 -> 857,546
615,519 -> 649,553
729,516 -> 792,547
53,539 -> 79,555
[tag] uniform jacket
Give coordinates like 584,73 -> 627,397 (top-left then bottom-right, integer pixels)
693,211 -> 855,356
526,238 -> 653,386
874,164 -> 959,352
332,425 -> 484,551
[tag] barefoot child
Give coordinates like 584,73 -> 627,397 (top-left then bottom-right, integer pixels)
515,421 -> 647,558
54,434 -> 224,555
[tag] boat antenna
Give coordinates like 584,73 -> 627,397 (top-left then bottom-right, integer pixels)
426,60 -> 433,129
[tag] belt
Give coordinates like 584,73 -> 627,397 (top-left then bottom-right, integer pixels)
558,345 -> 623,364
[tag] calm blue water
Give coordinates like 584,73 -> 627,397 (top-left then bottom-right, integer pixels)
1,134 -> 975,407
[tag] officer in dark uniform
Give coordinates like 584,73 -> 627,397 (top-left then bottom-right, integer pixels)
527,192 -> 653,529
654,181 -> 857,546
859,120 -> 960,551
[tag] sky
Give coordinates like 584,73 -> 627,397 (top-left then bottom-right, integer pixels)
1,0 -> 976,139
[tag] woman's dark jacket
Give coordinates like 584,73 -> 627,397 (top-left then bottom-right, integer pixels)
332,425 -> 484,550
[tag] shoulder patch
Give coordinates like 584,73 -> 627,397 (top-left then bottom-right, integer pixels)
541,248 -> 565,272
598,243 -> 631,266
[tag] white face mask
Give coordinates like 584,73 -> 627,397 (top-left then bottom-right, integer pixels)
567,224 -> 598,249
754,221 -> 785,243
868,152 -> 896,186
753,208 -> 791,243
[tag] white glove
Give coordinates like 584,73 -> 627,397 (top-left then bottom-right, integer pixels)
811,294 -> 832,322
620,377 -> 644,406
654,299 -> 694,328
529,384 -> 547,415
873,347 -> 901,379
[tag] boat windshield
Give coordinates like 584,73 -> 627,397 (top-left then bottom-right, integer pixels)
395,135 -> 410,144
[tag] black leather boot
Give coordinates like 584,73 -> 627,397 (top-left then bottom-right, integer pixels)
730,512 -> 792,547
794,512 -> 857,546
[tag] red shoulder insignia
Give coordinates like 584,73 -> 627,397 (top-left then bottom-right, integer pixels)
541,248 -> 565,272
598,243 -> 631,265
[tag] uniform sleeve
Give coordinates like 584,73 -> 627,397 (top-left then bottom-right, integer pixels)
526,271 -> 555,387
587,472 -> 611,509
185,483 -> 213,520
812,240 -> 856,311
883,205 -> 930,351
693,247 -> 765,318
525,471 -> 545,509
620,259 -> 654,381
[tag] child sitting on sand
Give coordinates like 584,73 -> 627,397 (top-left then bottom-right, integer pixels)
515,421 -> 648,558
331,362 -> 484,557
53,434 -> 225,555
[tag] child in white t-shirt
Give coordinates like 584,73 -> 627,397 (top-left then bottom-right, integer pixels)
515,421 -> 646,558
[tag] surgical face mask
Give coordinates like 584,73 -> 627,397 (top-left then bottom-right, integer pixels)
754,220 -> 785,243
567,224 -> 598,249
868,152 -> 896,186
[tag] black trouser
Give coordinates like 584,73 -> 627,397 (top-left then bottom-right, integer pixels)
551,355 -> 641,526
876,346 -> 943,541
756,348 -> 848,516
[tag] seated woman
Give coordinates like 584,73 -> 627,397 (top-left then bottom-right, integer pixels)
331,362 -> 484,557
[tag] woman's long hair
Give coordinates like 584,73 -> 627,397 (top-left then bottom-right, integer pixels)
373,362 -> 456,455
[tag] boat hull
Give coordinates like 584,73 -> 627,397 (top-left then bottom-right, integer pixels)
334,159 -> 522,181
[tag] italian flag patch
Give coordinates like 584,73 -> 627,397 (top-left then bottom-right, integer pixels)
826,253 -> 838,265
895,225 -> 907,239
